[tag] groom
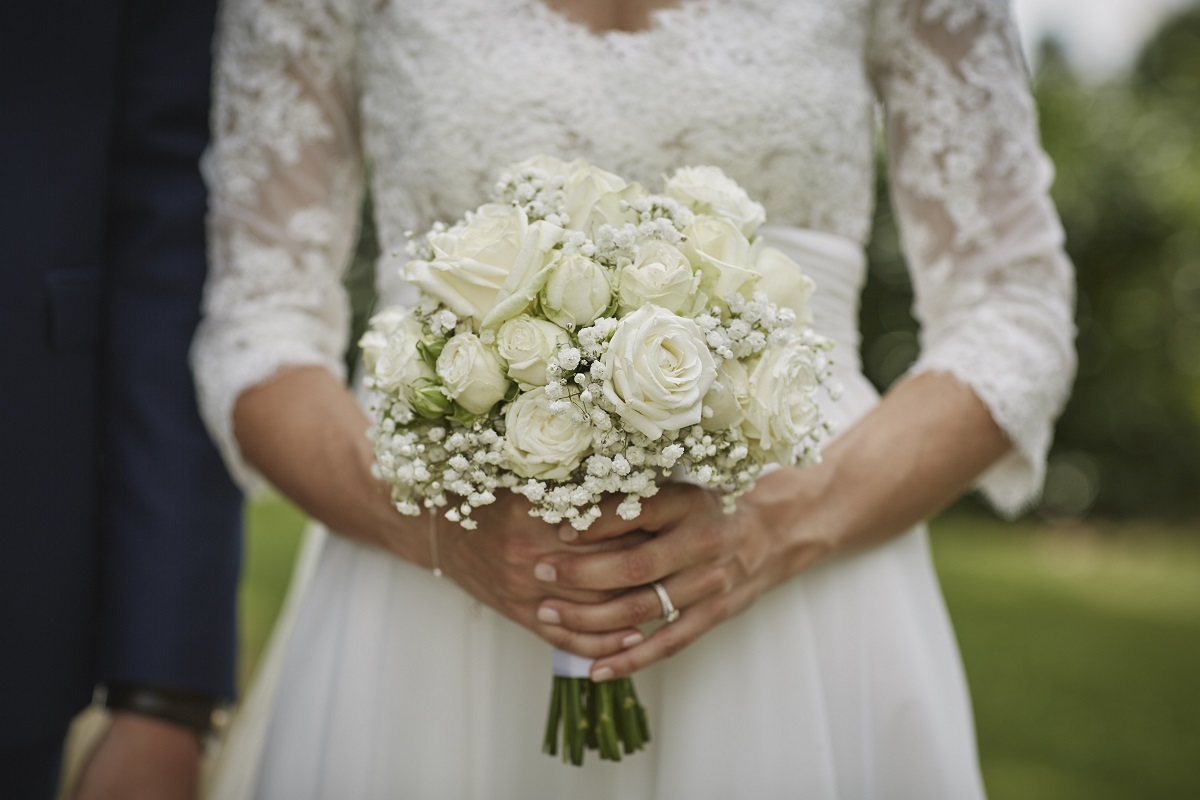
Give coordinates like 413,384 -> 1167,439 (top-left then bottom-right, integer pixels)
0,1 -> 241,798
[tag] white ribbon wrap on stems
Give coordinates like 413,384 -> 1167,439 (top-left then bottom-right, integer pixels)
552,647 -> 594,678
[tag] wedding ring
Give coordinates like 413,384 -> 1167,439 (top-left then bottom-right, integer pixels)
651,581 -> 680,623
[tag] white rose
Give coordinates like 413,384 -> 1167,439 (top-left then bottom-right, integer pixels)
496,315 -> 570,387
683,215 -> 759,303
404,204 -> 537,321
481,220 -> 564,329
743,343 -> 822,462
602,305 -> 717,440
576,184 -> 642,240
509,154 -> 576,180
666,165 -> 766,237
751,240 -> 815,327
701,357 -> 751,431
358,306 -> 412,377
560,161 -> 629,230
541,253 -> 613,328
616,241 -> 704,315
360,308 -> 433,395
503,386 -> 594,480
436,333 -> 510,415
507,155 -> 630,231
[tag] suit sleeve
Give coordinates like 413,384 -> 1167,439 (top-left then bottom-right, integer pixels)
99,0 -> 243,700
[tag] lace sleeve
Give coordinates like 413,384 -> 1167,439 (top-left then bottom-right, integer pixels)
868,0 -> 1077,516
192,0 -> 362,493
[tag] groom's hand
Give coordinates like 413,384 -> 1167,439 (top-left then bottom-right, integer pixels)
72,713 -> 202,800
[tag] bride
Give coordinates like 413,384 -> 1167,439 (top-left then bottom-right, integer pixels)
193,0 -> 1075,797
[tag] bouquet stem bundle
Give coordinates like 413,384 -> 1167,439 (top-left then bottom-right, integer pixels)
543,676 -> 650,764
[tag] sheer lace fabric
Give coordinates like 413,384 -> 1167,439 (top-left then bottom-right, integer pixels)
194,0 -> 1075,514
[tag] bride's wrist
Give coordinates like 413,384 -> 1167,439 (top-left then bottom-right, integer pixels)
750,463 -> 842,579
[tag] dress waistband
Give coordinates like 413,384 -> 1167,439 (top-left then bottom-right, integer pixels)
756,225 -> 866,373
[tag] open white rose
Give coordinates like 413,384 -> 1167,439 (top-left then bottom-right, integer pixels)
743,343 -> 822,462
701,357 -> 751,431
601,305 -> 717,440
503,386 -> 594,480
617,240 -> 704,315
404,204 -> 533,321
683,215 -> 759,303
481,220 -> 564,329
496,315 -> 570,387
508,155 -> 629,231
360,308 -> 434,397
576,184 -> 642,240
666,165 -> 766,237
541,253 -> 613,328
436,332 -> 510,415
752,240 -> 815,327
561,162 -> 628,230
359,306 -> 413,377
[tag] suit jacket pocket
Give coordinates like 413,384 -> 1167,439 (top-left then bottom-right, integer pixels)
45,268 -> 102,354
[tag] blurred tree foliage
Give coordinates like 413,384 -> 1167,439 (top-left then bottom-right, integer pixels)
343,7 -> 1200,520
861,6 -> 1200,519
343,188 -> 380,379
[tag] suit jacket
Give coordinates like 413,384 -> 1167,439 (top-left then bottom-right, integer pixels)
0,0 -> 242,746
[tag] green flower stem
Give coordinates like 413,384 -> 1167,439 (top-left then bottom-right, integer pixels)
565,677 -> 586,765
595,681 -> 621,761
542,676 -> 650,766
542,677 -> 563,756
615,680 -> 640,754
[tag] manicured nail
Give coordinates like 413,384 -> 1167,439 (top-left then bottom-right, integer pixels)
537,606 -> 561,625
622,632 -> 644,648
534,563 -> 557,582
591,666 -> 614,682
558,525 -> 578,543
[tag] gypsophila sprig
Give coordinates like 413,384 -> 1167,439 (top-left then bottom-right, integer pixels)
361,155 -> 835,766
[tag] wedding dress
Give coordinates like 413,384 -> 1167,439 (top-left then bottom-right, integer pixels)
193,0 -> 1076,797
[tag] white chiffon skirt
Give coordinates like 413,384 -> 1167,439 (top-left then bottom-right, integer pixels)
205,228 -> 988,800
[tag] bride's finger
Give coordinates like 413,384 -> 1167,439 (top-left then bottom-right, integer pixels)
537,515 -> 724,591
588,581 -> 759,680
536,568 -> 724,633
585,608 -> 707,682
534,622 -> 646,660
535,535 -> 674,592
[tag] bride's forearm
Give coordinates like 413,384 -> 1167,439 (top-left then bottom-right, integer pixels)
775,371 -> 1012,570
232,366 -> 431,566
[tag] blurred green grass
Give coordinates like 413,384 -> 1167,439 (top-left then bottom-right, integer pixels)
237,502 -> 1200,799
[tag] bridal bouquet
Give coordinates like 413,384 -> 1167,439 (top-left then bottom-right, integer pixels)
362,156 -> 834,764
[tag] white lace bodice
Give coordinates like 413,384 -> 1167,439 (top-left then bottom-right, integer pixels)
193,0 -> 1076,514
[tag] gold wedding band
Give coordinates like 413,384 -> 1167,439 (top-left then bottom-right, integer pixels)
651,580 -> 680,623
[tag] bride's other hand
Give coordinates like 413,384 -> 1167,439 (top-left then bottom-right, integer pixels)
430,493 -> 652,659
532,372 -> 1012,681
232,366 -> 647,661
530,471 -> 831,680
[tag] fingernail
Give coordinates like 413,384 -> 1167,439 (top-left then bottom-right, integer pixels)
537,606 -> 561,625
591,666 -> 614,682
534,563 -> 556,582
622,632 -> 643,648
558,525 -> 578,543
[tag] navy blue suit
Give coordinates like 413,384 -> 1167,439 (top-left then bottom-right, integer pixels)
0,1 -> 242,794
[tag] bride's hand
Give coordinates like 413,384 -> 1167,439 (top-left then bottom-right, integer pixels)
527,469 -> 837,681
424,491 -> 653,661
